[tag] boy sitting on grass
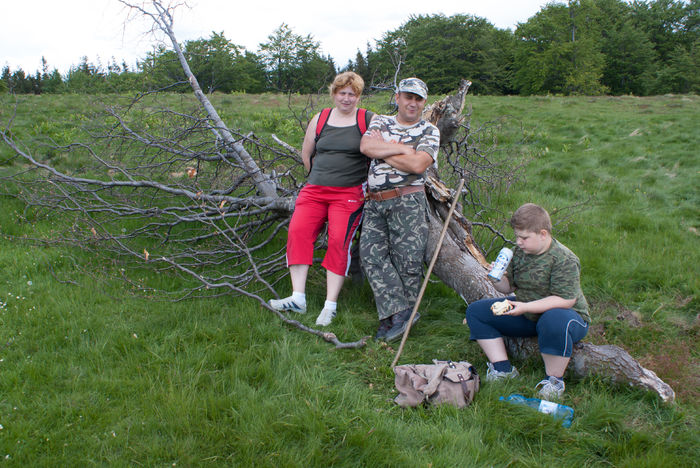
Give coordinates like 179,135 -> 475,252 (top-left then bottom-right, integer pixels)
465,203 -> 590,399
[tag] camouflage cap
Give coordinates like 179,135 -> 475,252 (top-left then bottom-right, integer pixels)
397,78 -> 428,100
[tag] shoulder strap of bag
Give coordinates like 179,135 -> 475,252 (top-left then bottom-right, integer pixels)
448,361 -> 470,400
356,108 -> 368,135
308,108 -> 332,176
317,107 -> 368,139
448,360 -> 479,403
357,108 -> 372,171
315,107 -> 332,141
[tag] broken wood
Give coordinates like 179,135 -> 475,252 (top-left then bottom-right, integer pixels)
504,337 -> 675,403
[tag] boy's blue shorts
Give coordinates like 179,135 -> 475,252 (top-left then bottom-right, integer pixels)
465,296 -> 589,357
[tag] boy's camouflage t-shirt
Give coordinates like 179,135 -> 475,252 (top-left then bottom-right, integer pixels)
506,238 -> 590,323
365,115 -> 440,190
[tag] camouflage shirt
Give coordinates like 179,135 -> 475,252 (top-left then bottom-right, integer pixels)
365,115 -> 440,190
506,238 -> 590,323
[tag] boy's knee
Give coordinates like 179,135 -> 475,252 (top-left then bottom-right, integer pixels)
466,299 -> 491,323
465,306 -> 474,322
535,317 -> 563,338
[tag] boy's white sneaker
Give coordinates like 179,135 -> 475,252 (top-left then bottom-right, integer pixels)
485,362 -> 520,382
535,376 -> 566,399
315,308 -> 336,326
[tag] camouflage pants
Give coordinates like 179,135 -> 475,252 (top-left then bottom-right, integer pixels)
359,192 -> 428,320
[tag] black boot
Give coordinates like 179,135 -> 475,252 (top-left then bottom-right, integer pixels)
374,318 -> 392,340
384,308 -> 420,343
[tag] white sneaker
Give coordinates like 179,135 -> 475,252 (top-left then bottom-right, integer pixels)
535,376 -> 566,399
315,308 -> 336,326
268,296 -> 306,313
485,362 -> 520,382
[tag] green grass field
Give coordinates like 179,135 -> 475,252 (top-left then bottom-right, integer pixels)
0,92 -> 698,466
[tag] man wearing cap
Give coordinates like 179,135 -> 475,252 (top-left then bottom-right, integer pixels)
359,77 -> 440,342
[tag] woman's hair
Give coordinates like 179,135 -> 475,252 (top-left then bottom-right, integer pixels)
329,71 -> 364,97
510,203 -> 552,233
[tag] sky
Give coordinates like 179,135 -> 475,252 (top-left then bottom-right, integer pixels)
1,0 -> 549,75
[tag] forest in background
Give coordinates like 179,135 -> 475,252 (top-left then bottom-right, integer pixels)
2,0 -> 698,96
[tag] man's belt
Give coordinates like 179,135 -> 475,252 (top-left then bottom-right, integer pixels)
365,185 -> 424,201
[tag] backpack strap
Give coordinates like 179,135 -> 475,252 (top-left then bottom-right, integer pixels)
308,108 -> 331,176
356,108 -> 372,171
317,107 -> 368,138
315,108 -> 332,140
356,108 -> 368,135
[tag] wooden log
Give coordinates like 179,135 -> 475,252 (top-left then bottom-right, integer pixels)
503,336 -> 675,403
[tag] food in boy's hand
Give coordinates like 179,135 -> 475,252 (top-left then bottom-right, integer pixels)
491,300 -> 513,315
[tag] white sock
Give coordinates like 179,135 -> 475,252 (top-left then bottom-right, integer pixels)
324,300 -> 337,311
291,291 -> 306,305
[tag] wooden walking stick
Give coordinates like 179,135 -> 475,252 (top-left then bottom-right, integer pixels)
391,178 -> 465,368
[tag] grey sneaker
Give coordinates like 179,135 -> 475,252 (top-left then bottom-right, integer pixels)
315,308 -> 336,326
485,362 -> 520,382
535,376 -> 566,399
268,296 -> 306,314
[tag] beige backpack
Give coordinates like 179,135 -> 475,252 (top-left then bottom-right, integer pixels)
394,360 -> 480,408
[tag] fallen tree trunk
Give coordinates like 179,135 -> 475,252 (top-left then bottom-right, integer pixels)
504,337 -> 675,403
424,176 -> 501,303
421,80 -> 502,303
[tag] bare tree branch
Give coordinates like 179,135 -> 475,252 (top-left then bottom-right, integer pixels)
118,0 -> 277,197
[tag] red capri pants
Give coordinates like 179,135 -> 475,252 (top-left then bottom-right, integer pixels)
286,184 -> 364,276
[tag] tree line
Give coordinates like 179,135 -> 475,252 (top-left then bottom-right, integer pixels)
2,0 -> 697,96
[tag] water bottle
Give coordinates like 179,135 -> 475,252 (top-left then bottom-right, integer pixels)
487,247 -> 513,281
499,394 -> 574,427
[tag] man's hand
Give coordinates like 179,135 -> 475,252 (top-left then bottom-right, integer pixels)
361,129 -> 434,174
360,130 -> 411,158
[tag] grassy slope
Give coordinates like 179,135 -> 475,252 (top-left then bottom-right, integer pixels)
463,95 -> 699,391
0,93 -> 698,466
